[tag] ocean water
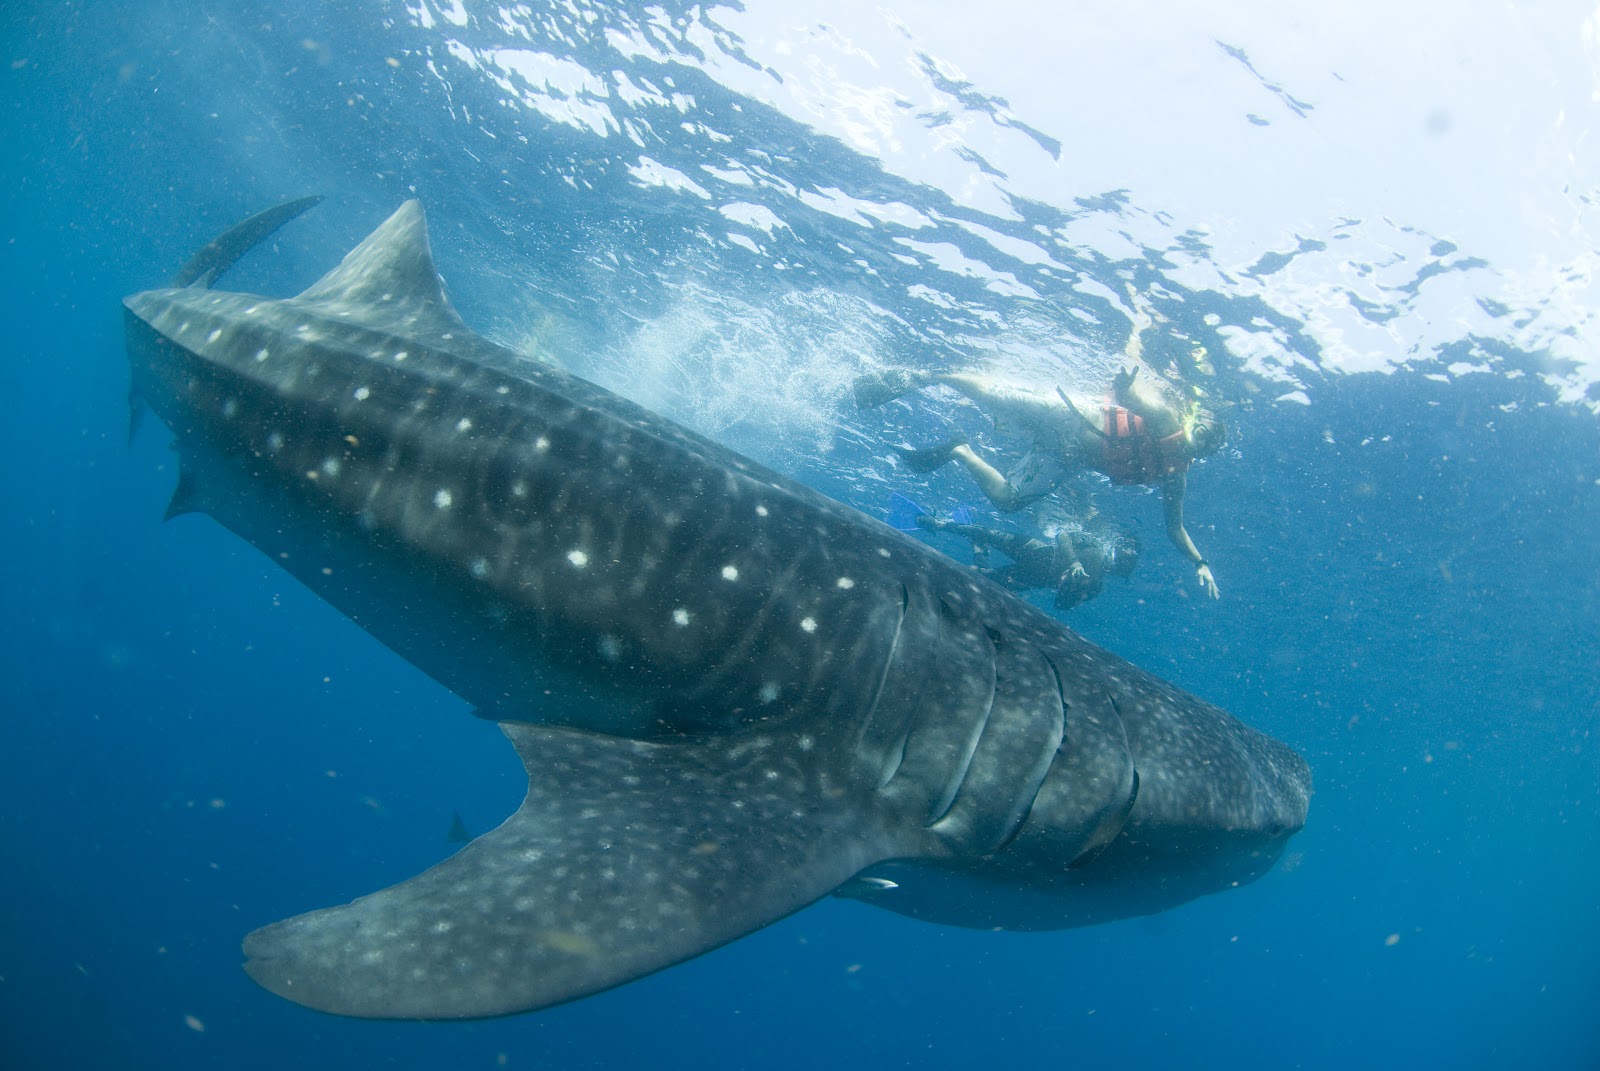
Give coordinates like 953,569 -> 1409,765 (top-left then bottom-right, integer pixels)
3,2 -> 1597,1068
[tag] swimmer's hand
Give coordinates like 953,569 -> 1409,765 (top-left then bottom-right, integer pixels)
1067,561 -> 1088,579
1196,562 -> 1220,599
1113,365 -> 1140,397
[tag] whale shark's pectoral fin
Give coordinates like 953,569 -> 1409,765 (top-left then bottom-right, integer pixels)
242,721 -> 893,1019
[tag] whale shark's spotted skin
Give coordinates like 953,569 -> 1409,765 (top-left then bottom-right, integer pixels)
124,201 -> 1310,1019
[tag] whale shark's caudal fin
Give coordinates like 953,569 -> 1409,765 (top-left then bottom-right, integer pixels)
242,721 -> 895,1019
170,195 -> 324,289
137,194 -> 323,444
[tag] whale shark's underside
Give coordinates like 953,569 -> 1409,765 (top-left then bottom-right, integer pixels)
123,200 -> 1310,1019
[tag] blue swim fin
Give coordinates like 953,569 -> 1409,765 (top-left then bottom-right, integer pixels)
887,492 -> 931,532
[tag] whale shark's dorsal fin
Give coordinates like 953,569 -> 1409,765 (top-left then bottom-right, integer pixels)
292,200 -> 470,341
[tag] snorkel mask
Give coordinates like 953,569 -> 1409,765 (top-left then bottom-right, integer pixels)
1185,404 -> 1227,457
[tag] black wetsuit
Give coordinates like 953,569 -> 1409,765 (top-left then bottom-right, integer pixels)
933,521 -> 1113,609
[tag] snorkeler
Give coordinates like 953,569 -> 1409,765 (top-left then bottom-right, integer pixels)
913,508 -> 1140,611
855,303 -> 1226,597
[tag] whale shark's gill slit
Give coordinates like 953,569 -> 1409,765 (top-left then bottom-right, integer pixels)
921,614 -> 997,828
856,582 -> 910,755
1068,769 -> 1140,870
985,650 -> 1072,857
878,734 -> 908,790
1043,653 -> 1069,724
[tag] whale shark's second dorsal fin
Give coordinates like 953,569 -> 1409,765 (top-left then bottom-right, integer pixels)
292,200 -> 470,342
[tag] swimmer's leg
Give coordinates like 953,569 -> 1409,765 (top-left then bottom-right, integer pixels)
950,443 -> 1025,511
943,522 -> 1030,559
936,373 -> 1074,439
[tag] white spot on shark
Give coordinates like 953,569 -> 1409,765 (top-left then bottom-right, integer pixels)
836,577 -> 855,589
254,348 -> 269,363
321,458 -> 340,478
756,505 -> 769,517
434,489 -> 453,509
759,682 -> 779,704
221,398 -> 238,419
672,608 -> 690,626
470,558 -> 489,579
206,328 -> 221,344
567,550 -> 589,568
353,386 -> 371,401
534,436 -> 550,452
511,481 -> 527,498
266,431 -> 284,452
800,617 -> 817,633
393,350 -> 408,361
456,418 -> 472,433
721,565 -> 739,581
598,635 -> 621,661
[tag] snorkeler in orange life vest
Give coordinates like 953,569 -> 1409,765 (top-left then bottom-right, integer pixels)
853,306 -> 1227,598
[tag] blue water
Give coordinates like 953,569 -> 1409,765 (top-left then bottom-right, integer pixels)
3,2 -> 1597,1068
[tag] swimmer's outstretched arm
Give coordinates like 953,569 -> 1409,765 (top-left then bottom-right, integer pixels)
1054,530 -> 1088,580
1113,366 -> 1183,436
1162,471 -> 1220,599
1122,285 -> 1156,365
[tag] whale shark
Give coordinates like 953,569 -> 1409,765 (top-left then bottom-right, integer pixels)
123,200 -> 1310,1020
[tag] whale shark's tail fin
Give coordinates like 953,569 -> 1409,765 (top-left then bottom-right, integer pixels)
242,720 -> 895,1019
171,194 -> 324,289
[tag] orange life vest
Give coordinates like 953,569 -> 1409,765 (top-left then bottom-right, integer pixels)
1099,404 -> 1189,485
